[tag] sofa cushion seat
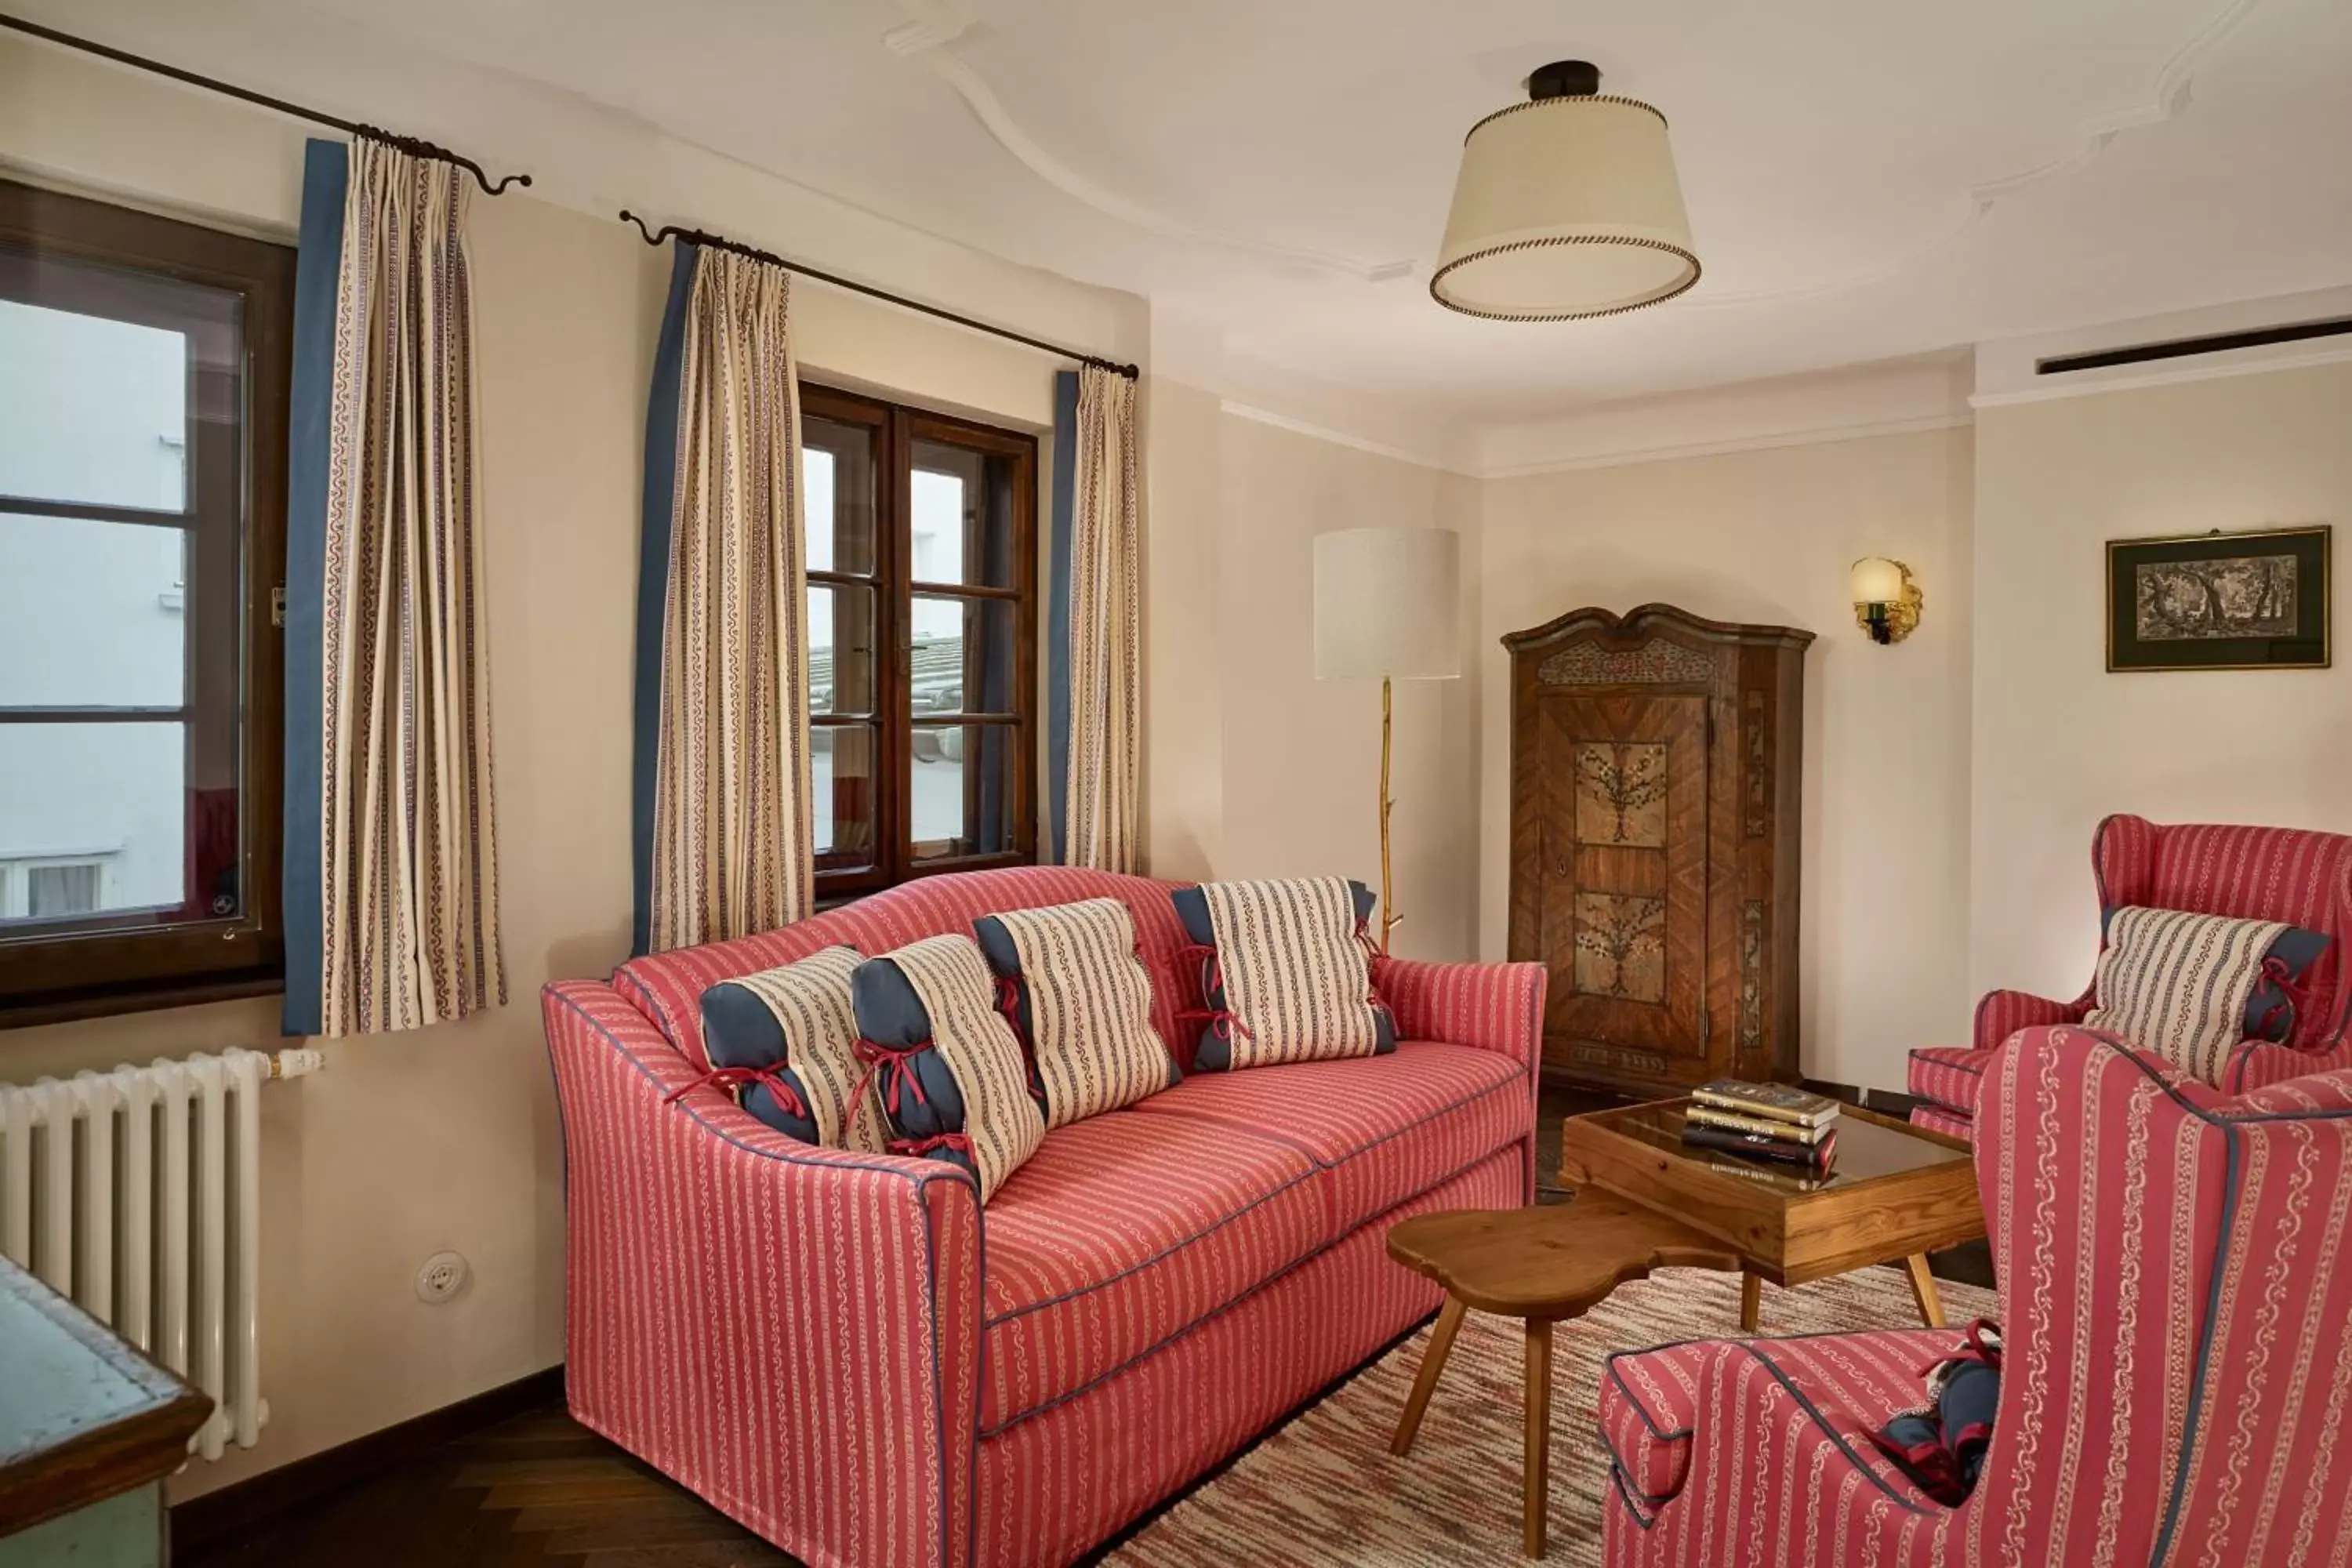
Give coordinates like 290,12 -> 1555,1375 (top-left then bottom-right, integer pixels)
1601,1326 -> 1969,1515
979,1109 -> 1324,1433
1906,1045 -> 1993,1115
1126,1040 -> 1529,1236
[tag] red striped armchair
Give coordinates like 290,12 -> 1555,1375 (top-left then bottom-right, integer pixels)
1600,1024 -> 2352,1566
1908,815 -> 2352,1139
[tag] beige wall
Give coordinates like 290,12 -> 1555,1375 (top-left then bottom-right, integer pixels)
0,32 -> 1131,1500
1476,428 -> 1978,1088
1970,362 -> 2352,1005
1210,416 -> 1483,962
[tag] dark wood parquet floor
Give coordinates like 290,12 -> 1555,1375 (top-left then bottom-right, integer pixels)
177,1087 -> 1986,1567
177,1405 -> 799,1568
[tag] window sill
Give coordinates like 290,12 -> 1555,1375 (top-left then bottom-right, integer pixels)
0,968 -> 285,1032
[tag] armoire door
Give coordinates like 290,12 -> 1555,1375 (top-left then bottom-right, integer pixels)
1537,691 -> 1711,1074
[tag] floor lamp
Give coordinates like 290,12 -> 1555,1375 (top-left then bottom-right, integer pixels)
1312,528 -> 1462,953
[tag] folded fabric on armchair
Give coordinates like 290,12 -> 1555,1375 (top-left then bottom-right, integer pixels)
2087,905 -> 2329,1082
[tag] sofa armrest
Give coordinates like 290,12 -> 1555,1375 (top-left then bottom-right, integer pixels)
1370,956 -> 1548,1068
542,981 -> 981,1568
1973,986 -> 2092,1051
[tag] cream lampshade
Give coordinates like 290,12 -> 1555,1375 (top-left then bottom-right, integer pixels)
1313,527 -> 1462,680
1432,60 -> 1699,322
1312,528 -> 1461,952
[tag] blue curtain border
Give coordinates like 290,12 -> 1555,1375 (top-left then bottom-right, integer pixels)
630,243 -> 700,956
279,138 -> 347,1037
1046,370 -> 1079,866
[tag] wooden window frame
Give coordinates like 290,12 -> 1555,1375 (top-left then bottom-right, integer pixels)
802,383 -> 1039,900
0,180 -> 292,1028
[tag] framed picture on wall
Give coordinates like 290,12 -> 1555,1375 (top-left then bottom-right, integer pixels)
2106,524 -> 2331,672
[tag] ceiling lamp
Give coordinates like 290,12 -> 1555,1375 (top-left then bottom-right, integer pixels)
1432,60 -> 1699,321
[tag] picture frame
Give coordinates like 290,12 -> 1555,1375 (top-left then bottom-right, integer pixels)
2105,524 -> 2330,672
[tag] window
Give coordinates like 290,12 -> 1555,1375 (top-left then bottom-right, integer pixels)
0,180 -> 292,1023
801,385 -> 1039,897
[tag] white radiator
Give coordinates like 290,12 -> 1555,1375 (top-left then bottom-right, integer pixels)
0,1046 -> 324,1461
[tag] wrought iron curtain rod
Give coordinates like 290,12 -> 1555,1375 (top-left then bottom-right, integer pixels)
0,12 -> 532,196
619,209 -> 1141,381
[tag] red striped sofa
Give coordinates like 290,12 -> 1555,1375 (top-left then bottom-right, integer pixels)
1908,816 -> 2352,1140
1599,1023 -> 2352,1566
541,866 -> 1545,1568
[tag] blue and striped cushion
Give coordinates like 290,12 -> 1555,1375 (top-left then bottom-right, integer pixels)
2086,906 -> 2320,1084
975,898 -> 1178,1127
699,946 -> 883,1150
1171,877 -> 1395,1071
852,935 -> 1044,1203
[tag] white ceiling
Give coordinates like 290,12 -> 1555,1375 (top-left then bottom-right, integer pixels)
31,0 -> 2352,420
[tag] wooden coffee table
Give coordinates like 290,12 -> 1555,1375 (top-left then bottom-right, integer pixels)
1385,1195 -> 1741,1559
1557,1098 -> 1983,1331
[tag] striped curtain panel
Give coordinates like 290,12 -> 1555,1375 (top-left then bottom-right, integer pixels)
631,243 -> 813,955
282,138 -> 505,1038
1047,365 -> 1142,871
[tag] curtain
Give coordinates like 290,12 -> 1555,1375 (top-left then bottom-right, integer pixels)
283,137 -> 504,1038
631,244 -> 813,955
1047,365 -> 1142,871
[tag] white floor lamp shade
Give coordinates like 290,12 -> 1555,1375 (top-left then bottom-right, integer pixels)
1313,527 -> 1461,681
1313,527 -> 1460,953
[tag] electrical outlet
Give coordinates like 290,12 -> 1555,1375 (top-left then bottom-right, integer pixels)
415,1250 -> 470,1304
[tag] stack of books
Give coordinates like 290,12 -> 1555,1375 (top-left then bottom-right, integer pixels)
1682,1080 -> 1839,1174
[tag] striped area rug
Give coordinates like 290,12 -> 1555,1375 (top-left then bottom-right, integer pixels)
1109,1264 -> 1998,1568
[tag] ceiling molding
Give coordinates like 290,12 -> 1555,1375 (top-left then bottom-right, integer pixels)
1686,0 -> 2266,312
891,14 -> 1414,284
1476,356 -> 1974,478
1218,401 -> 1477,476
1483,411 -> 1973,479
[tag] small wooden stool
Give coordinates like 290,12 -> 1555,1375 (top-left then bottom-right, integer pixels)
1385,1196 -> 1740,1559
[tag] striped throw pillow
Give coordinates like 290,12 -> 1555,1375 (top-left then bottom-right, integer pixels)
1171,877 -> 1395,1071
852,935 -> 1044,1203
975,898 -> 1178,1127
699,946 -> 884,1151
2086,906 -> 2295,1083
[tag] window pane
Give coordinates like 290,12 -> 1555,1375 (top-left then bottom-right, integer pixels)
910,724 -> 1018,861
911,437 -> 1019,590
0,722 -> 189,930
28,863 -> 100,917
0,514 -> 186,707
910,595 -> 1018,718
0,247 -> 241,514
811,723 -> 877,867
802,414 -> 877,576
807,583 -> 874,717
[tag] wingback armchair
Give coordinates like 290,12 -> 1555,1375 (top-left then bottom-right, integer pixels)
1599,1025 -> 2352,1566
1907,815 -> 2352,1138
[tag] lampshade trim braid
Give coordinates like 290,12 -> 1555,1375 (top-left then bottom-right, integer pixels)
1428,233 -> 1702,323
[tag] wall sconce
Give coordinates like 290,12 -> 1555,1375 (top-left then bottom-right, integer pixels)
1849,557 -> 1922,644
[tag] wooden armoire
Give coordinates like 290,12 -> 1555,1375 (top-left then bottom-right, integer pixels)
1504,604 -> 1813,1098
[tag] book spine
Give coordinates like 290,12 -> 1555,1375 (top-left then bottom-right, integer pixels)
1690,1088 -> 1833,1130
1686,1105 -> 1828,1144
1683,1126 -> 1834,1169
